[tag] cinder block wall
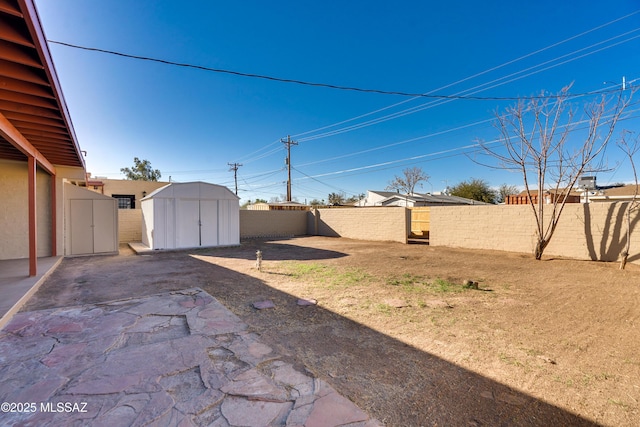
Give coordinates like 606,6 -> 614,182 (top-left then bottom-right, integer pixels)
310,207 -> 409,243
118,209 -> 142,243
546,202 -> 640,262
240,210 -> 308,238
430,203 -> 640,263
239,208 -> 410,243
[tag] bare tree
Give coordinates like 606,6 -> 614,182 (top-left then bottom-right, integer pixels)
497,184 -> 519,203
617,131 -> 640,269
478,85 -> 630,260
386,166 -> 430,195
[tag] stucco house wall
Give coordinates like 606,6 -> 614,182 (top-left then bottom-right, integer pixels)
0,160 -> 88,260
88,178 -> 169,208
85,178 -> 169,243
0,159 -> 51,259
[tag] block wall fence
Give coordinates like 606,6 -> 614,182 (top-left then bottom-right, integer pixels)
239,210 -> 308,239
239,207 -> 409,244
118,209 -> 143,243
118,203 -> 639,264
429,203 -> 640,263
308,207 -> 409,243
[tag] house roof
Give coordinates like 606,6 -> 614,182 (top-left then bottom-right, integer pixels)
374,191 -> 490,205
251,201 -> 309,207
598,184 -> 639,197
369,190 -> 401,198
0,0 -> 85,170
516,189 -> 582,197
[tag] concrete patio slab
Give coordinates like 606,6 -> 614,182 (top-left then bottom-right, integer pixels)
127,241 -> 154,255
0,257 -> 62,329
0,288 -> 381,427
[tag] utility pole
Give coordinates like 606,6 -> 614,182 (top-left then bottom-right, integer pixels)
281,135 -> 298,201
228,162 -> 242,195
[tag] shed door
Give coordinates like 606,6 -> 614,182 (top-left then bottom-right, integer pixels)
177,199 -> 200,248
200,200 -> 218,246
218,200 -> 233,245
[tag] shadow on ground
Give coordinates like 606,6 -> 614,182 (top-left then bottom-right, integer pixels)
20,243 -> 597,426
197,239 -> 349,261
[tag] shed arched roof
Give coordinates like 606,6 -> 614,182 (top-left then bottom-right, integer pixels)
142,181 -> 239,201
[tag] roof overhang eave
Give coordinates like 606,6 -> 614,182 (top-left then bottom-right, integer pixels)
17,0 -> 85,171
0,111 -> 55,173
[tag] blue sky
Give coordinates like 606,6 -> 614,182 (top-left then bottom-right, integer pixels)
35,1 -> 640,203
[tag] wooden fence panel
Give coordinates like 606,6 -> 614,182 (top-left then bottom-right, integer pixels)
409,207 -> 430,238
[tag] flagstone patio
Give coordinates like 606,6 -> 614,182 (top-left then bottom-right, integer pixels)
0,288 -> 380,426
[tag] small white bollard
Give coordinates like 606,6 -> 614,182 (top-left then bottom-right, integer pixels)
256,250 -> 263,271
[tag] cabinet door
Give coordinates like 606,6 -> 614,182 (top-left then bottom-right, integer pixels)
93,199 -> 116,253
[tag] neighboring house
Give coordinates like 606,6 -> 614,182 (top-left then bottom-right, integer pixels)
580,184 -> 640,203
0,0 -> 108,276
86,177 -> 169,209
355,191 -> 399,206
246,201 -> 311,211
506,177 -> 629,205
506,190 -> 581,205
357,190 -> 488,207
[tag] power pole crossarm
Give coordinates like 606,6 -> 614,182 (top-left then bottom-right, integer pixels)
228,162 -> 242,195
281,135 -> 298,201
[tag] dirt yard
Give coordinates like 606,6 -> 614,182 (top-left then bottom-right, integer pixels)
24,237 -> 640,426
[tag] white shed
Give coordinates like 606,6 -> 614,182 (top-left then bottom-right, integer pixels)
141,182 -> 240,250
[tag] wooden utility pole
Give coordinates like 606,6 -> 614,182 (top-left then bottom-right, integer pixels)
228,162 -> 242,195
281,135 -> 298,201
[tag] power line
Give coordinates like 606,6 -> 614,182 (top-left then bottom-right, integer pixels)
233,140 -> 281,164
287,10 -> 640,142
228,14 -> 640,162
291,107 -> 640,184
167,104 -> 640,197
292,166 -> 359,197
48,39 -> 627,102
296,31 -> 640,143
50,13 -> 640,175
61,9 -> 640,189
297,118 -> 495,168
